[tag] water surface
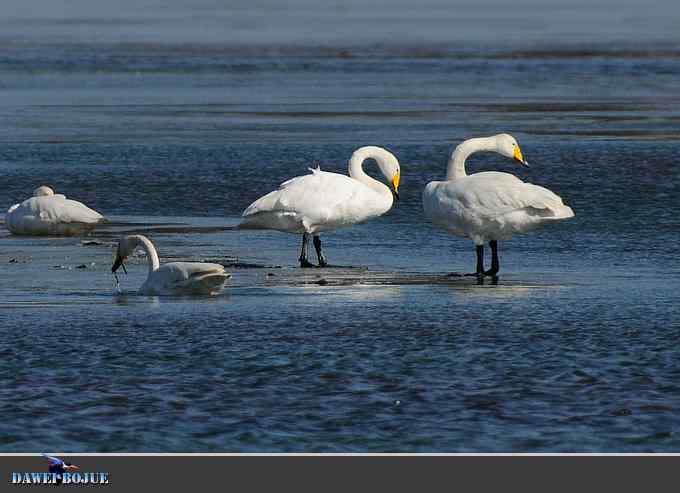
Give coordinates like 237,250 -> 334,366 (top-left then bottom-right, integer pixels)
1,0 -> 680,452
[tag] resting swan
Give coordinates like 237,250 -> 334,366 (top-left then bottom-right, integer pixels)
112,234 -> 230,296
240,146 -> 401,267
423,134 -> 574,278
6,186 -> 105,236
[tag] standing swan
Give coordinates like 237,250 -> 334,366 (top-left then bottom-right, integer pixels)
6,186 -> 105,236
112,235 -> 231,295
240,146 -> 401,267
423,134 -> 574,278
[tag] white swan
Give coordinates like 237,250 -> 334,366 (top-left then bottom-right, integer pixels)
423,134 -> 574,277
112,234 -> 231,296
240,146 -> 401,267
6,186 -> 105,236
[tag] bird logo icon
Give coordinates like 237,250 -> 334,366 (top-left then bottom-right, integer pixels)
42,454 -> 79,485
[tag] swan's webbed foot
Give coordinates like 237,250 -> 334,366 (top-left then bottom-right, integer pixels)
484,269 -> 499,277
299,259 -> 315,268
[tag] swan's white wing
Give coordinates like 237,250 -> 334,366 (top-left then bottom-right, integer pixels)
240,168 -> 369,233
43,196 -> 104,223
455,172 -> 571,219
143,262 -> 230,295
6,195 -> 104,235
424,171 -> 574,242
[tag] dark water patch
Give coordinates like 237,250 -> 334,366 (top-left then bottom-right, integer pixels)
261,269 -> 568,289
526,129 -> 680,139
103,225 -> 237,235
459,101 -> 662,113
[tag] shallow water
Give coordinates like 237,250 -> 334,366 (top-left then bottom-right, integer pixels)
1,0 -> 680,452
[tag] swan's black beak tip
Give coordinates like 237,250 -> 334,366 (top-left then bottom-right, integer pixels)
393,190 -> 400,201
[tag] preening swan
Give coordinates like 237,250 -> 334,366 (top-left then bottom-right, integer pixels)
423,134 -> 574,278
6,186 -> 104,236
240,146 -> 401,267
112,234 -> 230,296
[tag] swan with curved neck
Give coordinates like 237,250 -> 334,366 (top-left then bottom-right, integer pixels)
240,146 -> 401,267
446,135 -> 528,180
112,234 -> 230,295
5,185 -> 105,236
423,134 -> 574,279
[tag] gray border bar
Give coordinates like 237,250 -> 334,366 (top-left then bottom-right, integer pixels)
2,455 -> 676,492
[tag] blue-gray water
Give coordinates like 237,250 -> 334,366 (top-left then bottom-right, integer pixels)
1,0 -> 680,452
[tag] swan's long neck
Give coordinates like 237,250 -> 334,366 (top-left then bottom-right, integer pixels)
134,235 -> 160,274
446,136 -> 498,181
348,147 -> 393,199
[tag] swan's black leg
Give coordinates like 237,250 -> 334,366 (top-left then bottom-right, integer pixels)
464,244 -> 485,281
475,244 -> 485,282
313,235 -> 328,267
485,240 -> 500,277
299,233 -> 314,268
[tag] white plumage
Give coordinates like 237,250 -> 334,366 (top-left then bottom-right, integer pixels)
112,234 -> 230,296
424,171 -> 573,244
423,134 -> 574,276
243,167 -> 388,234
6,186 -> 104,236
240,146 -> 401,267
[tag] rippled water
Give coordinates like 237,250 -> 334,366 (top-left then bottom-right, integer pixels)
1,0 -> 680,452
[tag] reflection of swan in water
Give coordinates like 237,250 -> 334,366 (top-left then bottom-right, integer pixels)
423,134 -> 574,279
112,234 -> 230,296
451,283 -> 560,300
6,186 -> 105,236
240,146 -> 401,267
338,285 -> 403,301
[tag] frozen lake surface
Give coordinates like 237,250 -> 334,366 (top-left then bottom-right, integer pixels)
1,0 -> 680,452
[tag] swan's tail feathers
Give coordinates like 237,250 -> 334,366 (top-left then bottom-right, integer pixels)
523,204 -> 574,221
185,270 -> 231,295
552,204 -> 575,220
523,184 -> 575,221
238,210 -> 303,233
237,216 -> 268,230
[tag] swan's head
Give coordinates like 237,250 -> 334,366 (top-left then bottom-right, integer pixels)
381,152 -> 401,201
495,134 -> 528,166
33,186 -> 55,197
352,146 -> 401,200
112,235 -> 137,273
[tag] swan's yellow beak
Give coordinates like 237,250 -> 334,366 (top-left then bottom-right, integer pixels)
514,146 -> 529,166
391,171 -> 400,200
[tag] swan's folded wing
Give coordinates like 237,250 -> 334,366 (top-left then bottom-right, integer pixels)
150,262 -> 229,294
456,174 -> 570,219
157,262 -> 223,281
6,196 -> 104,235
12,196 -> 103,224
54,198 -> 105,224
241,169 -> 361,224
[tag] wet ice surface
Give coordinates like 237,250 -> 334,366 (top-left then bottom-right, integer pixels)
2,213 -> 680,452
2,0 -> 680,452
